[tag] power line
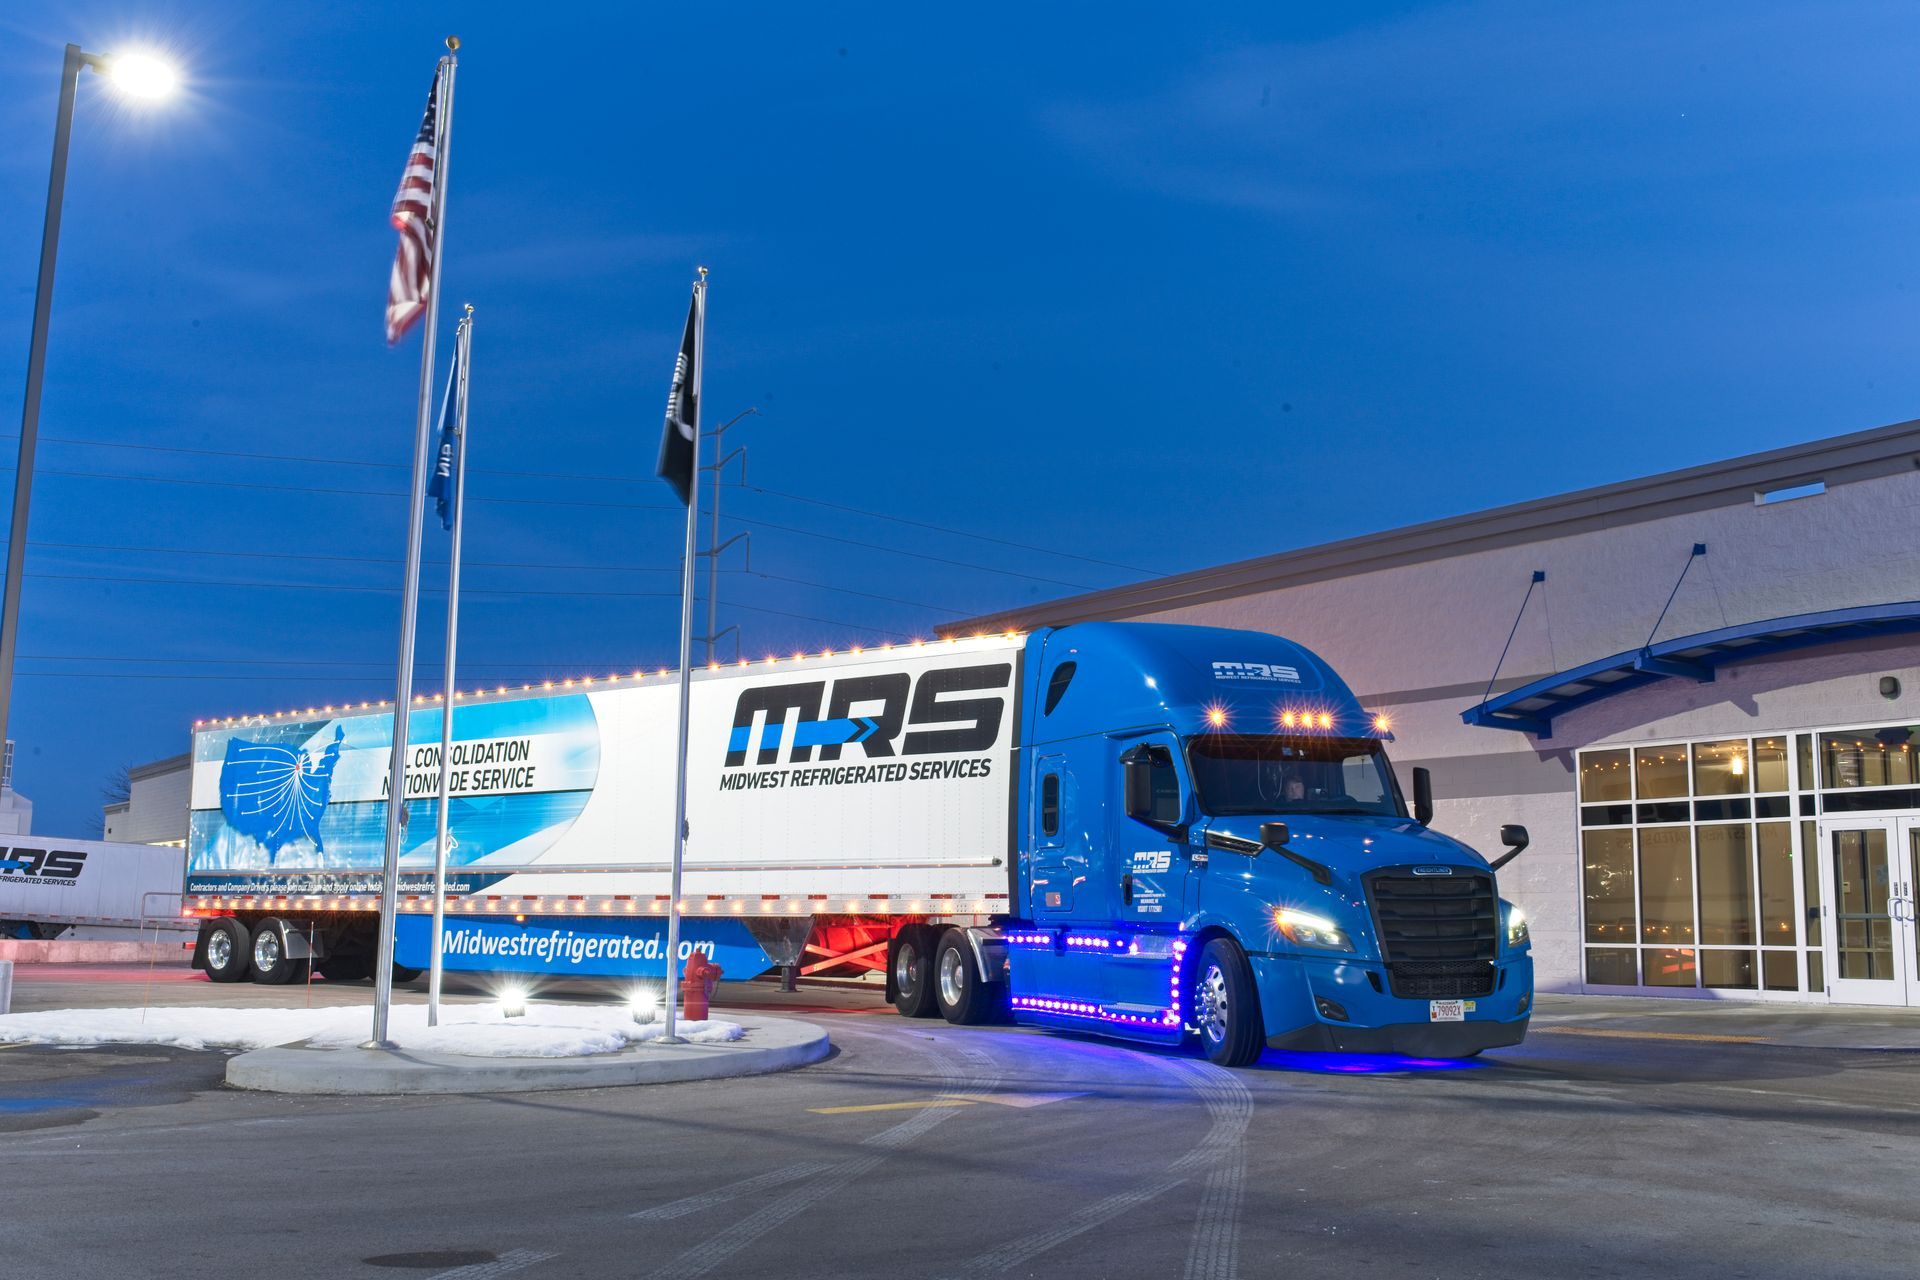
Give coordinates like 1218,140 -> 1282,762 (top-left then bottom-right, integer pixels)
7,432 -> 1156,578
24,541 -> 968,615
735,483 -> 1166,575
25,571 -> 919,639
27,469 -> 1098,589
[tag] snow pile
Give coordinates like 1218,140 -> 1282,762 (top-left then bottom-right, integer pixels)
0,1004 -> 744,1057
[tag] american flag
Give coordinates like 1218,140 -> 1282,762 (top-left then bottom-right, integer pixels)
385,72 -> 441,344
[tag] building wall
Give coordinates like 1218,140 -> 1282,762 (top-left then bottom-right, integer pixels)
107,755 -> 190,847
1096,468 -> 1920,991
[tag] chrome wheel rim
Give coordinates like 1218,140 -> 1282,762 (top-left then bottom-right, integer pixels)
253,930 -> 281,973
937,945 -> 968,1008
207,930 -> 232,971
895,942 -> 920,992
1197,963 -> 1230,1042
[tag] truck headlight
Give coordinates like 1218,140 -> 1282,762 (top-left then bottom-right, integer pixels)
1273,907 -> 1354,953
1504,902 -> 1530,949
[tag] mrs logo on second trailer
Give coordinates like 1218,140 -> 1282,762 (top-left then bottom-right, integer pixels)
722,662 -> 1013,768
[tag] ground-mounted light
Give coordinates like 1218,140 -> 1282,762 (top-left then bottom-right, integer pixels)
630,989 -> 660,1023
499,986 -> 529,1018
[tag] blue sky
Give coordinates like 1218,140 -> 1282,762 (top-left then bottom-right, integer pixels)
1,1 -> 1917,831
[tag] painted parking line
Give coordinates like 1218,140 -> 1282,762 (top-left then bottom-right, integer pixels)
808,1097 -> 979,1115
937,1091 -> 1086,1109
1535,1026 -> 1763,1044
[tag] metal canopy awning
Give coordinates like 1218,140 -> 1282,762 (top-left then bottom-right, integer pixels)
1460,601 -> 1920,739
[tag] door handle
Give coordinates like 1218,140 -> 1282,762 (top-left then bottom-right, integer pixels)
1121,872 -> 1134,905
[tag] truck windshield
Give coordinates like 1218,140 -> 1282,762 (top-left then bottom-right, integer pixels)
1188,734 -> 1403,818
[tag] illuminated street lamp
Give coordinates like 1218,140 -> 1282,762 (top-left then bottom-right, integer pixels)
0,45 -> 181,785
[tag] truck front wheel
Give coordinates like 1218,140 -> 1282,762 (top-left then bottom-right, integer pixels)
934,929 -> 1005,1025
201,917 -> 251,983
1193,938 -> 1264,1068
891,925 -> 938,1018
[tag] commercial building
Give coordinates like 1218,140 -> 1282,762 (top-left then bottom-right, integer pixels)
103,752 -> 189,847
961,418 -> 1920,1007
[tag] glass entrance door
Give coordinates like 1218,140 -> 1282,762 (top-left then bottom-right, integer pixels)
1816,818 -> 1919,1005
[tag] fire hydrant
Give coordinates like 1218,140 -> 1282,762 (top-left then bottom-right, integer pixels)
679,952 -> 724,1021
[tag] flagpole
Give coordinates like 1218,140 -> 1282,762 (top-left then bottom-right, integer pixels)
660,266 -> 707,1045
368,41 -> 458,1051
428,305 -> 473,1028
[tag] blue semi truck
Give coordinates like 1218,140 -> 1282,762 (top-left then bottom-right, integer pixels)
184,621 -> 1532,1067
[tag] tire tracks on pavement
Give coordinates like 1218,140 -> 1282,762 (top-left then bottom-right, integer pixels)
637,1023 -> 1002,1280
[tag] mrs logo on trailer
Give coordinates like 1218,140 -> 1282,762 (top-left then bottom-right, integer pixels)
0,846 -> 87,884
723,662 -> 1013,767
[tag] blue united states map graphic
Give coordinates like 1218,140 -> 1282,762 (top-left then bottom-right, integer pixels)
218,726 -> 347,862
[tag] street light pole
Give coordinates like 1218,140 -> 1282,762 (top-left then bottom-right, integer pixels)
0,45 -> 98,790
0,44 -> 175,794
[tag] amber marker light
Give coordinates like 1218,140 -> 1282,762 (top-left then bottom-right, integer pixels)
1373,713 -> 1392,733
1205,704 -> 1229,729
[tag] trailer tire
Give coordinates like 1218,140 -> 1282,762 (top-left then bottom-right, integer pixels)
318,955 -> 374,982
1193,937 -> 1264,1068
392,964 -> 424,983
201,917 -> 251,983
249,918 -> 306,985
891,926 -> 939,1018
934,929 -> 1005,1025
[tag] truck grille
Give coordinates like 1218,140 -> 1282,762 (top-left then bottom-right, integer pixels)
1366,871 -> 1497,1000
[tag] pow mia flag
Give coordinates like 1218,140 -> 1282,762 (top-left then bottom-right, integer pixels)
656,285 -> 703,504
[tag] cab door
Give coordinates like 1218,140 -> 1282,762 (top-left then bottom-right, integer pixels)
1112,734 -> 1190,926
1104,733 -> 1196,1024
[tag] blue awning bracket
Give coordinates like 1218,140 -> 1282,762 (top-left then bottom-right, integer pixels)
1461,600 -> 1920,739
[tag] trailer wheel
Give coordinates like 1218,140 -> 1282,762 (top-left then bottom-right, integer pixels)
934,929 -> 1005,1025
1193,937 -> 1264,1068
891,926 -> 938,1018
201,917 -> 251,983
392,965 -> 424,983
318,955 -> 374,982
249,918 -> 307,985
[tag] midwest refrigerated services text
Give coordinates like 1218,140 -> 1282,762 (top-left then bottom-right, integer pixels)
718,756 -> 995,792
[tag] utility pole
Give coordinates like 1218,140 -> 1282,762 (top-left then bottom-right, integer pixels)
696,408 -> 757,666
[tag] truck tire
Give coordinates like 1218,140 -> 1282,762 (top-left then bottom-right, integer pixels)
1193,937 -> 1264,1068
249,917 -> 307,985
392,964 -> 424,983
934,928 -> 1005,1025
891,925 -> 938,1018
202,917 -> 251,983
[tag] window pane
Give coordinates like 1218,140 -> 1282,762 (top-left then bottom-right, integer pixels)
1796,733 -> 1814,791
1696,825 -> 1755,945
1822,728 -> 1920,788
1585,948 -> 1638,985
1752,737 -> 1789,792
1644,948 -> 1697,987
1635,745 -> 1689,799
1639,827 -> 1695,943
1693,740 -> 1751,796
1582,829 -> 1635,944
1757,822 -> 1794,944
1800,820 -> 1821,946
1762,950 -> 1799,991
1701,949 -> 1756,989
1579,749 -> 1631,803
1808,950 -> 1824,993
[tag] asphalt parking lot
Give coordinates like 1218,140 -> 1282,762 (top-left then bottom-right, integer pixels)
3,967 -> 1918,1279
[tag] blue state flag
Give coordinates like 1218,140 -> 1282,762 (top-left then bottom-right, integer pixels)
426,351 -> 460,531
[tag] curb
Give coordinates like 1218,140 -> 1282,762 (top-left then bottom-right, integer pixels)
224,1016 -> 830,1095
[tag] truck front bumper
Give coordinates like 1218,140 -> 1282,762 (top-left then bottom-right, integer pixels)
1250,950 -> 1534,1058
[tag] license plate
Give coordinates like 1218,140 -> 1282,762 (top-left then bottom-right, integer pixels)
1429,999 -> 1465,1022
